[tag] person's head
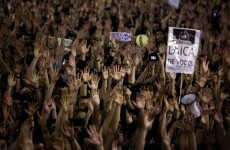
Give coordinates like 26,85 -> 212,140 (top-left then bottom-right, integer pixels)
155,29 -> 165,42
168,18 -> 176,27
152,21 -> 161,31
78,96 -> 89,111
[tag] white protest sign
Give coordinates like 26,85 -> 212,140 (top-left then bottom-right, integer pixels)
110,32 -> 132,42
166,27 -> 201,74
58,38 -> 72,51
168,0 -> 180,9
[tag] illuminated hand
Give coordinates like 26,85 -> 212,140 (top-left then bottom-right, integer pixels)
62,122 -> 74,138
49,67 -> 59,82
132,94 -> 145,109
91,89 -> 100,105
67,75 -> 82,91
24,102 -> 38,116
80,41 -> 90,54
82,67 -> 91,82
3,92 -> 13,106
198,87 -> 213,104
7,74 -> 16,87
109,65 -> 122,81
88,74 -> 100,90
196,72 -> 208,88
200,56 -> 209,73
85,125 -> 103,146
102,66 -> 109,80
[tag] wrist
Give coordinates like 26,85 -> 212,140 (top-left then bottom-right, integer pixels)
67,136 -> 75,143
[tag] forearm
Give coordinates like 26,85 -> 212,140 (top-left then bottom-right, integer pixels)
27,57 -> 39,75
41,126 -> 53,150
100,79 -> 107,97
135,128 -> 147,150
53,108 -> 69,137
128,66 -> 136,84
160,111 -> 167,136
102,104 -> 116,134
44,81 -> 56,102
44,69 -> 50,88
69,138 -> 81,150
15,76 -> 20,93
92,105 -> 102,130
80,84 -> 88,97
216,122 -> 226,147
169,79 -> 175,97
109,104 -> 121,133
35,88 -> 43,108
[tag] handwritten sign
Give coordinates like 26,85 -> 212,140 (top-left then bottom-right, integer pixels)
166,27 -> 201,74
110,32 -> 132,42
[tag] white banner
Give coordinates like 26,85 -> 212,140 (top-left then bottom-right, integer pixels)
110,32 -> 132,42
166,27 -> 201,74
168,0 -> 180,9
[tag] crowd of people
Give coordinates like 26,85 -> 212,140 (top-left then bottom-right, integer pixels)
0,0 -> 230,149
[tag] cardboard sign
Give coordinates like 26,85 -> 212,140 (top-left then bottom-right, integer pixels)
166,27 -> 201,74
168,0 -> 180,9
110,32 -> 132,42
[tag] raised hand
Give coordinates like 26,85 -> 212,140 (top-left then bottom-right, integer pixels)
109,65 -> 122,81
88,74 -> 100,90
200,56 -> 209,73
213,111 -> 224,124
24,102 -> 38,116
140,87 -> 153,102
85,125 -> 103,146
61,93 -> 73,113
126,110 -> 133,124
53,137 -> 64,150
180,113 -> 195,133
34,44 -> 42,58
113,90 -> 124,105
102,66 -> 109,80
3,92 -> 13,106
82,67 -> 91,82
67,75 -> 82,91
62,122 -> 74,138
30,71 -> 40,88
184,74 -> 193,85
196,72 -> 208,88
7,74 -> 16,87
37,111 -> 48,127
158,43 -> 167,53
80,41 -> 90,54
161,129 -> 171,148
13,64 -> 22,74
91,89 -> 100,105
132,94 -> 145,109
6,116 -> 19,131
168,72 -> 176,80
198,87 -> 213,104
49,67 -> 59,82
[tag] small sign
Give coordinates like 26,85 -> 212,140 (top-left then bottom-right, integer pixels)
110,32 -> 132,42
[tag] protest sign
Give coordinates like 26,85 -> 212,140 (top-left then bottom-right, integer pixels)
166,27 -> 201,74
167,0 -> 180,9
110,32 -> 132,42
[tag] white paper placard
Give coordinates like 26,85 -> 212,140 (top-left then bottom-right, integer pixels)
168,0 -> 180,9
166,27 -> 201,74
110,32 -> 132,42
